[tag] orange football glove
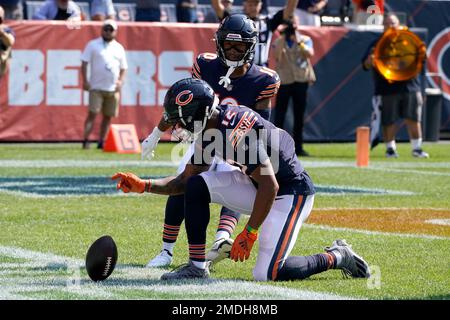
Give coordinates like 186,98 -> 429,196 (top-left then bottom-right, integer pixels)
111,172 -> 147,193
230,225 -> 258,262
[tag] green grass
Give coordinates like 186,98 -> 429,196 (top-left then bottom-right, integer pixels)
0,142 -> 449,300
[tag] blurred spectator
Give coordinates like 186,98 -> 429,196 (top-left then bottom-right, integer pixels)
320,0 -> 353,25
81,19 -> 127,150
273,19 -> 315,156
177,0 -> 197,23
135,0 -> 160,22
0,0 -> 23,20
32,0 -> 81,21
204,0 -> 232,23
212,0 -> 299,67
352,0 -> 383,13
261,0 -> 270,16
91,0 -> 115,21
352,0 -> 383,24
0,5 -> 15,78
295,0 -> 327,26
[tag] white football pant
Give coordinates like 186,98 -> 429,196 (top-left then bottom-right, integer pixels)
200,170 -> 315,281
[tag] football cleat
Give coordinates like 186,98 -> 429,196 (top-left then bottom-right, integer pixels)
146,249 -> 173,268
385,147 -> 399,158
325,239 -> 371,278
412,148 -> 429,158
206,238 -> 234,266
160,260 -> 210,281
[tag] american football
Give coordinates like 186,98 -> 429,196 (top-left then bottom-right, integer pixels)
86,235 -> 118,282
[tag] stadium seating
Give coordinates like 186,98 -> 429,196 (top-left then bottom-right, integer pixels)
114,2 -> 136,21
26,1 -> 91,20
159,3 -> 176,22
21,1 -> 284,22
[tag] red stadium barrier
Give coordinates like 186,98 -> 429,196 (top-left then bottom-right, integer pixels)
0,21 -> 346,142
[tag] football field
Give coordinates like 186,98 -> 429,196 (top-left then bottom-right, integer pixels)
0,142 -> 449,300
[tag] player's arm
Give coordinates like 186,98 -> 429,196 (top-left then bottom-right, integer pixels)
247,160 -> 279,229
211,0 -> 226,20
254,69 -> 280,120
112,164 -> 210,196
254,99 -> 272,121
230,159 -> 279,262
254,98 -> 271,110
149,164 -> 209,195
192,55 -> 202,79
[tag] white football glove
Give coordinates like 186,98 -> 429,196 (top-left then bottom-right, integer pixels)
141,127 -> 164,161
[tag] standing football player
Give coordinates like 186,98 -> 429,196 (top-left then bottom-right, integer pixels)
113,78 -> 371,282
212,0 -> 299,67
143,14 -> 281,268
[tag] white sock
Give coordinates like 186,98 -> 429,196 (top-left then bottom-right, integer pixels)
332,251 -> 343,268
411,138 -> 422,150
162,242 -> 175,254
386,140 -> 396,150
215,231 -> 230,242
191,260 -> 206,269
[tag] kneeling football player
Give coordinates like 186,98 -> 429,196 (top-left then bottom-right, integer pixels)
113,78 -> 371,281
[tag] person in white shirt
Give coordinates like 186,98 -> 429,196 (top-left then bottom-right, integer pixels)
81,19 -> 127,149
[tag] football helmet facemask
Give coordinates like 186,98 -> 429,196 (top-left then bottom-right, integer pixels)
215,14 -> 259,68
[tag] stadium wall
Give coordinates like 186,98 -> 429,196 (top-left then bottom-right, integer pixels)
0,19 -> 447,142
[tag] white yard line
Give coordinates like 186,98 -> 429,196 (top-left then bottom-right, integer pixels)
304,223 -> 450,240
367,167 -> 450,177
0,160 -> 178,168
0,245 -> 354,300
1,159 -> 449,169
314,207 -> 450,211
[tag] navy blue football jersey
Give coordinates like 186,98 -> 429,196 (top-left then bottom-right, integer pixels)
191,53 -> 280,109
190,105 -> 315,196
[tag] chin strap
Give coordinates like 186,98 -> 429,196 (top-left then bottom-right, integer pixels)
218,65 -> 236,89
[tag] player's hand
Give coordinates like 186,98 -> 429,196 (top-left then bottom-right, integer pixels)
230,226 -> 258,262
111,172 -> 146,193
141,127 -> 164,161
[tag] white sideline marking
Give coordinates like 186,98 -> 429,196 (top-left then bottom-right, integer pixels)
0,160 -> 178,168
1,159 -> 450,169
0,246 -> 354,300
314,207 -> 450,211
315,185 -> 416,196
368,167 -> 450,177
0,188 -> 142,199
425,219 -> 450,226
304,224 -> 450,240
